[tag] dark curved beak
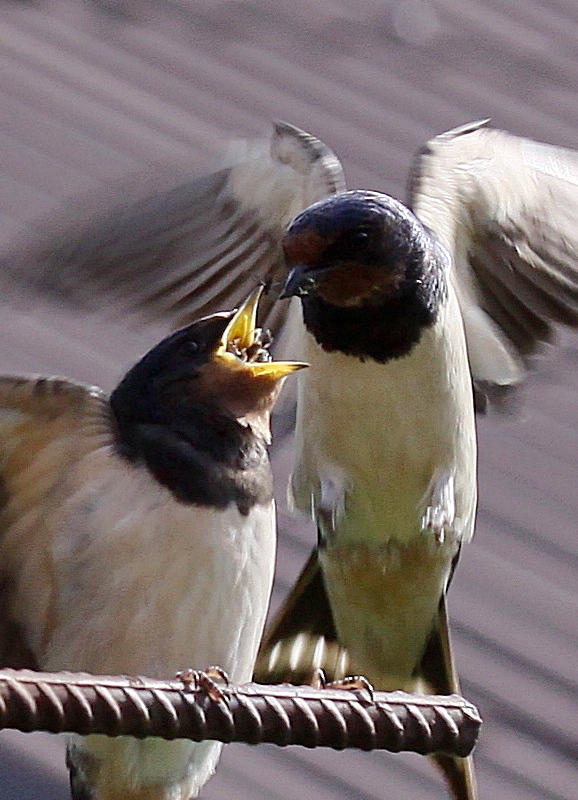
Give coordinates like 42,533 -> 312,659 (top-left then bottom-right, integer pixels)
280,265 -> 320,299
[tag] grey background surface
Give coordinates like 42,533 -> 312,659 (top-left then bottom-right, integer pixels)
0,2 -> 576,799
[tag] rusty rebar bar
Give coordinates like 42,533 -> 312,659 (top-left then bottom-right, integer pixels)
0,668 -> 480,756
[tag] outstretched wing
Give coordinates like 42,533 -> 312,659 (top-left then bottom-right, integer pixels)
2,122 -> 345,345
409,120 -> 578,406
0,376 -> 108,668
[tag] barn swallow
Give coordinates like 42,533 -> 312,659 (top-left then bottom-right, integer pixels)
0,287 -> 305,800
258,190 -> 477,799
5,120 -> 578,800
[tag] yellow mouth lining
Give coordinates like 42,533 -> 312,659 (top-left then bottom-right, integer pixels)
215,286 -> 307,380
217,285 -> 264,355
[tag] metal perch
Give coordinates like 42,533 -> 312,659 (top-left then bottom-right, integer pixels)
0,668 -> 480,756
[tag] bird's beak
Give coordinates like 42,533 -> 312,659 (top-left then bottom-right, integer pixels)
215,286 -> 307,380
280,265 -> 319,299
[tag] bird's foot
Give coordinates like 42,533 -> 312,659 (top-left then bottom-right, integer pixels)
312,669 -> 374,701
175,666 -> 230,702
310,667 -> 327,689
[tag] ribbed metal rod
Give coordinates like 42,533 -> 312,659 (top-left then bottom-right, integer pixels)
0,668 -> 481,756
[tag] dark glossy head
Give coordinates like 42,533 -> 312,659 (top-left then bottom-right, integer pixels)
281,190 -> 448,362
109,288 -> 306,511
111,287 -> 306,428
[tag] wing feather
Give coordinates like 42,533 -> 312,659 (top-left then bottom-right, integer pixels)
254,549 -> 349,685
0,377 -> 109,667
418,597 -> 477,800
409,120 -> 578,400
2,123 -> 345,346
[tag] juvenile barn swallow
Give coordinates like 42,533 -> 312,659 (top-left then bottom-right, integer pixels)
5,120 -> 578,800
0,287 -> 304,800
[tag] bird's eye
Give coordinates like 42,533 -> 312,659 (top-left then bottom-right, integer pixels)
347,229 -> 371,247
180,340 -> 203,356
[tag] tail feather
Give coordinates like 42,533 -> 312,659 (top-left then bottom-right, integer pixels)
419,598 -> 478,800
256,551 -> 479,800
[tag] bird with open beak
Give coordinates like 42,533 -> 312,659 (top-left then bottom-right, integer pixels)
0,286 -> 305,800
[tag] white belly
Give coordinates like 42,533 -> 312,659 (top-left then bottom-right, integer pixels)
36,449 -> 276,799
290,296 -> 477,685
292,300 -> 477,548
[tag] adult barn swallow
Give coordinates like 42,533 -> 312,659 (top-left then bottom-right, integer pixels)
0,288 -> 304,800
5,120 -> 578,800
259,189 -> 477,799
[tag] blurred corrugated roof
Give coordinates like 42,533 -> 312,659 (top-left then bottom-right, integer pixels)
0,2 -> 576,799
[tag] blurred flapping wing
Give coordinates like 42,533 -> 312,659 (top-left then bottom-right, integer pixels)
409,120 -> 578,406
2,122 -> 345,343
